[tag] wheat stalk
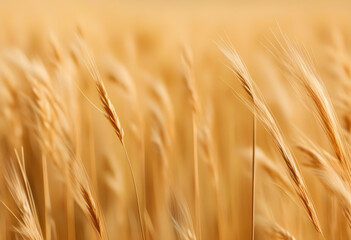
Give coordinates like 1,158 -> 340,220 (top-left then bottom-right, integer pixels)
74,36 -> 145,240
273,34 -> 351,184
182,47 -> 202,240
219,41 -> 323,234
197,103 -> 224,239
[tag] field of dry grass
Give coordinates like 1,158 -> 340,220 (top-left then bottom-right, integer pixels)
1,1 -> 351,239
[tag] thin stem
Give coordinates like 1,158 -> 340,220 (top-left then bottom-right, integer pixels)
139,116 -> 146,233
214,179 -> 223,240
251,116 -> 256,240
88,112 -> 98,195
42,154 -> 51,240
65,168 -> 76,240
193,113 -> 201,240
121,142 -> 145,240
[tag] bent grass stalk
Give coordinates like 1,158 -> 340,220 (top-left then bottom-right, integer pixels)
98,77 -> 145,240
77,39 -> 145,240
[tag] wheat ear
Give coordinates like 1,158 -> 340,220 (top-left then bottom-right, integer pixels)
273,34 -> 351,183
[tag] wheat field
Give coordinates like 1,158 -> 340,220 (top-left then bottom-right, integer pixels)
1,1 -> 351,239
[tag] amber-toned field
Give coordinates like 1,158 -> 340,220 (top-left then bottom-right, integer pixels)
1,1 -> 351,239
